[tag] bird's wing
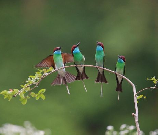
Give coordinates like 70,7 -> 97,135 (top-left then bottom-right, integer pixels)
103,55 -> 105,68
83,55 -> 85,61
35,55 -> 55,68
62,53 -> 74,64
123,65 -> 125,75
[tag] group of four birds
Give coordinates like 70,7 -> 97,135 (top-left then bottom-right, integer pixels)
36,42 -> 126,98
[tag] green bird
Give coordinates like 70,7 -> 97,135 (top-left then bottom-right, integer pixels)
115,55 -> 126,100
36,47 -> 76,94
71,42 -> 89,92
95,42 -> 108,97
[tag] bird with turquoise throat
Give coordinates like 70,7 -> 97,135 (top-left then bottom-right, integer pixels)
95,41 -> 108,97
71,42 -> 89,92
35,47 -> 76,94
115,55 -> 126,100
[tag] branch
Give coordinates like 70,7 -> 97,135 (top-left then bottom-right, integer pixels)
13,64 -> 141,135
136,84 -> 157,95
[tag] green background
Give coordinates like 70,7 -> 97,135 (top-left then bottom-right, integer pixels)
0,0 -> 158,134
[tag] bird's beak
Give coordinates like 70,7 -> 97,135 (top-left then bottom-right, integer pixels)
118,55 -> 120,58
59,47 -> 61,49
77,42 -> 80,46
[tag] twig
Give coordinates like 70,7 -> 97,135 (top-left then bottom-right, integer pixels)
136,85 -> 157,95
13,69 -> 58,97
13,64 -> 141,134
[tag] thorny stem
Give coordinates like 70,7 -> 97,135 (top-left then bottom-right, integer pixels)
14,65 -> 140,135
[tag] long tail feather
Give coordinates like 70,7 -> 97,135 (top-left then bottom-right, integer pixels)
82,80 -> 87,92
51,72 -> 76,86
118,91 -> 120,100
75,66 -> 89,80
100,83 -> 103,97
95,71 -> 108,83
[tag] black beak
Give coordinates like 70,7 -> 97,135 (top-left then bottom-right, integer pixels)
77,42 -> 80,46
118,55 -> 120,58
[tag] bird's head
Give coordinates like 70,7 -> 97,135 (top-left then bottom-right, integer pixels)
118,55 -> 126,63
96,41 -> 104,51
53,47 -> 61,54
71,42 -> 80,55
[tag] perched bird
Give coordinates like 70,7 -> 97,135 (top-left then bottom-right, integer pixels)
95,41 -> 108,97
71,42 -> 89,92
115,55 -> 126,100
35,47 -> 76,94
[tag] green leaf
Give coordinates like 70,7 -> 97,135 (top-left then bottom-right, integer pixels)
24,87 -> 30,92
0,90 -> 8,95
38,89 -> 46,94
20,98 -> 27,105
29,75 -> 36,79
147,76 -> 158,84
30,92 -> 36,97
40,94 -> 45,100
36,95 -> 40,100
137,95 -> 143,100
46,67 -> 53,72
20,92 -> 25,99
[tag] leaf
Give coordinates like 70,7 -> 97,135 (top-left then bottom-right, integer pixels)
20,98 -> 27,105
36,95 -> 40,100
147,76 -> 158,84
38,89 -> 46,94
40,94 -> 45,100
29,75 -> 36,79
46,67 -> 53,72
20,92 -> 25,99
137,95 -> 143,100
0,90 -> 8,95
30,92 -> 36,97
24,87 -> 31,92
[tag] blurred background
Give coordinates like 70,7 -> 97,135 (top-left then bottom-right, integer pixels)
0,0 -> 158,134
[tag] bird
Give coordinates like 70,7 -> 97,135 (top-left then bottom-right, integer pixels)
95,41 -> 108,97
35,47 -> 76,94
71,42 -> 89,92
115,55 -> 126,100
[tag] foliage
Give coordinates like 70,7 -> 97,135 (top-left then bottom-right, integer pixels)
0,67 -> 53,105
137,76 -> 157,101
147,76 -> 158,85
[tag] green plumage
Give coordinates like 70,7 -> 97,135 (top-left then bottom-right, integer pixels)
72,47 -> 88,81
116,62 -> 125,75
95,50 -> 104,67
53,54 -> 64,69
115,58 -> 125,92
95,49 -> 107,84
73,52 -> 84,65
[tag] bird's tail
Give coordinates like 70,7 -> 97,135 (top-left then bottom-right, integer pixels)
76,66 -> 89,80
51,72 -> 76,85
116,82 -> 122,92
95,71 -> 108,83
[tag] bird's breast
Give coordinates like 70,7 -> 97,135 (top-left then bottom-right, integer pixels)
116,69 -> 123,83
77,66 -> 84,73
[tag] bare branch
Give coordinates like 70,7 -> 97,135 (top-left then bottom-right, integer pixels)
13,64 -> 141,134
136,85 -> 157,95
